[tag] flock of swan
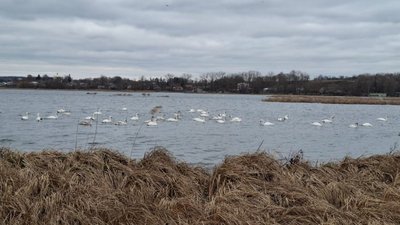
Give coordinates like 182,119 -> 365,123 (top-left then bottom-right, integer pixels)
18,107 -> 388,129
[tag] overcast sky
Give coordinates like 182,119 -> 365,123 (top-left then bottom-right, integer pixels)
0,0 -> 399,79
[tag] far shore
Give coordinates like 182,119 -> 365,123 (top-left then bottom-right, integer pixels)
264,94 -> 400,105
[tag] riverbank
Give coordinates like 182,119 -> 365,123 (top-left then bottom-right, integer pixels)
1,147 -> 400,224
264,95 -> 400,105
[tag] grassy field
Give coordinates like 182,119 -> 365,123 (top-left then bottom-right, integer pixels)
2,147 -> 400,224
264,94 -> 400,105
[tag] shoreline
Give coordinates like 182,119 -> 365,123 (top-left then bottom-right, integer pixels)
264,94 -> 400,105
2,147 -> 400,224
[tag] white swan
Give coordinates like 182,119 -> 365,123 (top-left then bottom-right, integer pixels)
200,112 -> 209,117
230,117 -> 242,122
21,112 -> 29,120
362,122 -> 373,127
79,120 -> 92,126
122,107 -> 127,111
36,113 -> 42,122
146,117 -> 157,126
349,123 -> 359,128
189,109 -> 195,113
312,122 -> 322,126
193,117 -> 205,123
114,119 -> 128,126
147,121 -> 157,126
93,110 -> 102,115
57,109 -> 65,113
85,113 -> 96,121
166,114 -> 179,122
377,117 -> 387,121
102,116 -> 113,124
216,118 -> 225,124
322,116 -> 334,123
46,114 -> 58,120
278,115 -> 289,121
130,113 -> 139,121
260,120 -> 274,126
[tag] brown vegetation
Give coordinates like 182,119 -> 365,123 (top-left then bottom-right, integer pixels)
265,94 -> 400,105
2,147 -> 400,224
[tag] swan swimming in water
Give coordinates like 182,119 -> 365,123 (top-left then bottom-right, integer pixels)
278,115 -> 289,121
322,115 -> 335,123
376,117 -> 387,121
349,123 -> 359,128
102,116 -> 113,124
114,119 -> 128,126
193,117 -> 205,123
146,117 -> 157,126
130,113 -> 139,121
260,120 -> 274,126
36,113 -> 42,122
362,122 -> 373,127
312,122 -> 322,126
21,112 -> 29,120
46,114 -> 58,120
79,120 -> 92,126
230,116 -> 242,122
166,114 -> 179,122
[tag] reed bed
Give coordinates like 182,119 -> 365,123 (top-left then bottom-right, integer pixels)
264,95 -> 400,105
2,147 -> 400,224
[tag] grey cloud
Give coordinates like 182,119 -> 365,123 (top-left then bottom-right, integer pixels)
0,0 -> 399,78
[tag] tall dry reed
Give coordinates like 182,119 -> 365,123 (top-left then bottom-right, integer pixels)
1,147 -> 400,224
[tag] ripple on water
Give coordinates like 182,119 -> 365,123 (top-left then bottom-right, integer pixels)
0,138 -> 14,143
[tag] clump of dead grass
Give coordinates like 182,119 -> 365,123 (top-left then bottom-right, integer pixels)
1,147 -> 400,224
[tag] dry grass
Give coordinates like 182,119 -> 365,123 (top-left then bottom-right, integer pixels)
264,95 -> 400,105
2,147 -> 400,224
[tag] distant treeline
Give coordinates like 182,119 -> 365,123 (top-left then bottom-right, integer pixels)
2,71 -> 400,96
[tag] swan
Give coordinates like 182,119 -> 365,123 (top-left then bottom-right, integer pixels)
46,114 -> 58,120
349,123 -> 359,128
362,122 -> 373,127
130,113 -> 139,121
216,118 -> 225,124
57,109 -> 65,113
212,115 -> 223,120
166,114 -> 179,122
377,117 -> 387,121
85,113 -> 96,121
79,120 -> 92,126
93,110 -> 102,115
156,114 -> 165,121
102,116 -> 113,124
312,122 -> 322,126
115,119 -> 128,126
193,117 -> 205,123
200,112 -> 209,117
122,107 -> 127,111
147,121 -> 157,126
277,115 -> 288,122
146,117 -> 157,126
21,112 -> 29,120
260,120 -> 274,126
62,111 -> 71,116
36,113 -> 42,122
230,116 -> 242,122
189,109 -> 195,113
322,115 -> 335,123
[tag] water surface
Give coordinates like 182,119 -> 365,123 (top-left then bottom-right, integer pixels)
1,89 -> 399,166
